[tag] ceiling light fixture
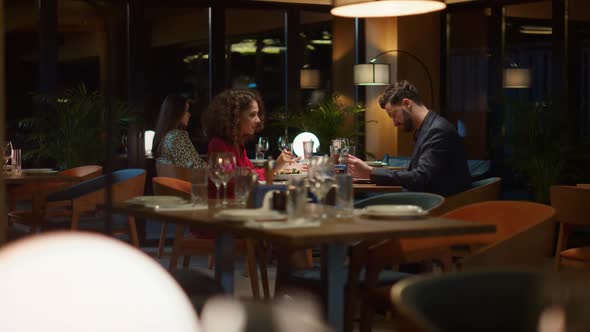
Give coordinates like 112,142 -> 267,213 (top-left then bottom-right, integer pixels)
331,0 -> 446,18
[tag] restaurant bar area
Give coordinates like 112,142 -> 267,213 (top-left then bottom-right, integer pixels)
1,0 -> 590,331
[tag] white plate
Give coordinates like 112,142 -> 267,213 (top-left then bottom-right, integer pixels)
365,161 -> 387,167
250,159 -> 266,167
214,209 -> 287,223
126,195 -> 187,207
361,205 -> 427,219
274,173 -> 306,181
21,168 -> 58,174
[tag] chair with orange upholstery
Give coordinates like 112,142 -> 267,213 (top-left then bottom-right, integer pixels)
43,169 -> 146,247
154,161 -> 193,257
577,183 -> 590,189
439,177 -> 501,214
8,165 -> 103,231
550,185 -> 590,271
152,176 -> 269,299
358,200 -> 555,332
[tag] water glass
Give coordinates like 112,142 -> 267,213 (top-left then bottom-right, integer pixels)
287,176 -> 307,222
235,167 -> 257,207
335,174 -> 353,218
303,141 -> 314,162
191,167 -> 208,207
12,149 -> 21,175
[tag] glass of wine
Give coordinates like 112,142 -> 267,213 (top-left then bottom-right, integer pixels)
278,136 -> 289,152
210,152 -> 236,207
257,137 -> 269,159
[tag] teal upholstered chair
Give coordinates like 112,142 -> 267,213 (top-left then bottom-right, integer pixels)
355,192 -> 445,215
391,270 -> 543,332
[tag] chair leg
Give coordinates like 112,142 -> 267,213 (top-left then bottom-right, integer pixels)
246,240 -> 261,299
257,241 -> 271,299
182,255 -> 191,268
169,224 -> 185,271
127,216 -> 139,248
555,223 -> 569,271
157,222 -> 168,258
208,255 -> 215,270
359,297 -> 376,332
70,207 -> 81,230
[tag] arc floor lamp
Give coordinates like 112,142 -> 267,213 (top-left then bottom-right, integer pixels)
354,49 -> 435,108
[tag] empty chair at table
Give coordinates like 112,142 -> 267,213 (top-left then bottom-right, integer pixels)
43,169 -> 146,247
550,185 -> 590,271
8,165 -> 103,232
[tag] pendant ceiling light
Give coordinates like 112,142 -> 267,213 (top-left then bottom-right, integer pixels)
331,0 -> 446,18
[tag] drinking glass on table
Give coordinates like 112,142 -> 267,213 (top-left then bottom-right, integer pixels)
303,140 -> 314,164
308,156 -> 335,219
4,141 -> 13,173
12,149 -> 21,175
335,174 -> 353,218
234,167 -> 257,207
191,166 -> 209,207
208,154 -> 224,207
210,152 -> 236,207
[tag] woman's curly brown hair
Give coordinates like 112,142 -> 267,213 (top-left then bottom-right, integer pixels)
204,89 -> 265,145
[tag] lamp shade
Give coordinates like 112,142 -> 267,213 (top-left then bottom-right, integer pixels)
0,232 -> 200,332
354,63 -> 390,85
331,0 -> 446,18
300,69 -> 321,89
504,68 -> 531,88
144,130 -> 155,156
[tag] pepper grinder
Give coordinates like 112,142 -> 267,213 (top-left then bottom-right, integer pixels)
264,157 -> 275,184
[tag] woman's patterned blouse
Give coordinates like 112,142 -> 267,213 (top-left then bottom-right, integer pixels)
157,129 -> 207,168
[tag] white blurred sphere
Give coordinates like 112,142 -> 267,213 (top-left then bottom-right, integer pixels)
201,296 -> 246,332
0,232 -> 200,332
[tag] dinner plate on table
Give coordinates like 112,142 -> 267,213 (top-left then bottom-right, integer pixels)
365,161 -> 387,167
353,178 -> 373,184
250,159 -> 266,167
360,205 -> 427,219
126,195 -> 187,207
214,209 -> 287,224
274,173 -> 307,181
21,168 -> 58,174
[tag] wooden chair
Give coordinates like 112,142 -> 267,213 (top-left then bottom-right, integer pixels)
154,161 -> 193,257
359,200 -> 555,332
391,270 -> 543,332
439,177 -> 501,214
43,169 -> 146,247
8,165 -> 103,231
577,183 -> 590,189
152,176 -> 270,299
550,185 -> 590,271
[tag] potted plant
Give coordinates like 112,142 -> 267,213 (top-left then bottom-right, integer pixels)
276,93 -> 366,155
18,83 -> 139,170
506,100 -> 570,203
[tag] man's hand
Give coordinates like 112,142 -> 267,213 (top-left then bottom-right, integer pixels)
275,149 -> 301,170
347,154 -> 373,179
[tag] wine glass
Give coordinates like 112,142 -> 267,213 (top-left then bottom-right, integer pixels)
278,136 -> 289,152
308,156 -> 335,219
210,152 -> 236,207
4,141 -> 13,173
208,155 -> 223,207
257,137 -> 269,159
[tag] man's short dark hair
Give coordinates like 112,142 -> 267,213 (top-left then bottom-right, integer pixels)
378,80 -> 424,109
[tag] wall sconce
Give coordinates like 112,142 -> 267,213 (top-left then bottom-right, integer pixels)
504,68 -> 531,89
331,0 -> 446,18
144,130 -> 155,157
300,68 -> 321,89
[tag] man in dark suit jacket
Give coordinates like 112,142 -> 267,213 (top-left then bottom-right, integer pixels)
347,80 -> 471,197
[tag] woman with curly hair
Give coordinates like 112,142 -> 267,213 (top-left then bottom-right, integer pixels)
153,94 -> 206,168
205,89 -> 295,182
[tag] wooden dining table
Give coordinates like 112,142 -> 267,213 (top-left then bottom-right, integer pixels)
4,172 -> 81,233
109,201 -> 495,332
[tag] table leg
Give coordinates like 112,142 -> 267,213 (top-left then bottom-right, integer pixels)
321,243 -> 347,332
215,233 -> 235,294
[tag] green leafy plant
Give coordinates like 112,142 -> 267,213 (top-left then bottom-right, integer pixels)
274,94 -> 367,154
506,100 -> 570,203
18,83 -> 139,170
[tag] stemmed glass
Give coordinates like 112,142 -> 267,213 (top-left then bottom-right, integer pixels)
308,156 -> 335,219
210,152 -> 236,207
4,141 -> 13,173
257,137 -> 269,160
278,136 -> 289,152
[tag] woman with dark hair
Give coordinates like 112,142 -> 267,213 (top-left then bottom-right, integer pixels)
205,89 -> 295,181
153,94 -> 206,168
